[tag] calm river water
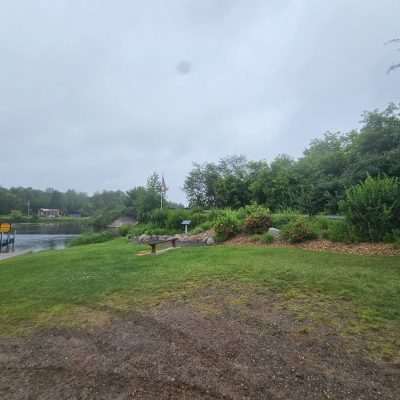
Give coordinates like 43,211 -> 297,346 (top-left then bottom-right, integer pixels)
13,234 -> 77,253
4,222 -> 86,254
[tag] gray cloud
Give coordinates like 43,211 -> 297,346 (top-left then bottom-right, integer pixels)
1,0 -> 399,202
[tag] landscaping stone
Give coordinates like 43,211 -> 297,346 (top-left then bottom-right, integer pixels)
138,234 -> 151,243
206,237 -> 215,245
268,227 -> 281,239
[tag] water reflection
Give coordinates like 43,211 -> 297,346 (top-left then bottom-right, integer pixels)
13,222 -> 88,235
13,234 -> 77,253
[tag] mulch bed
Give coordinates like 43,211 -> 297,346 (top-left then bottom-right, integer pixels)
226,235 -> 400,256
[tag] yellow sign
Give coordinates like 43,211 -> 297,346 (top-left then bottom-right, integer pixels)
0,223 -> 12,233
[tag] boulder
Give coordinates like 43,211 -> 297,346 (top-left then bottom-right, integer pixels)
138,234 -> 151,243
206,237 -> 215,245
268,227 -> 281,239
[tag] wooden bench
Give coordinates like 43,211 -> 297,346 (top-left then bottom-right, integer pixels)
148,238 -> 177,255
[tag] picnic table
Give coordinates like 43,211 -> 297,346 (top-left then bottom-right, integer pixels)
147,237 -> 177,255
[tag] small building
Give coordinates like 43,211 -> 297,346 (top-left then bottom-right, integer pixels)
38,208 -> 61,218
68,211 -> 81,218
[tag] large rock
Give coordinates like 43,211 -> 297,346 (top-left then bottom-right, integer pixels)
268,227 -> 281,239
138,234 -> 151,243
206,237 -> 215,245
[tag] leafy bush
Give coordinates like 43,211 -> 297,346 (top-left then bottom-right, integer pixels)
213,210 -> 241,242
145,208 -> 209,232
118,225 -> 131,237
92,209 -> 123,230
340,176 -> 400,242
9,210 -> 24,222
312,215 -> 331,231
383,229 -> 400,244
242,205 -> 272,234
249,232 -> 274,244
128,223 -> 175,236
322,220 -> 358,243
191,221 -> 214,235
260,232 -> 274,244
69,231 -> 115,247
165,209 -> 192,230
149,209 -> 168,228
271,212 -> 303,228
282,217 -> 318,243
249,234 -> 262,243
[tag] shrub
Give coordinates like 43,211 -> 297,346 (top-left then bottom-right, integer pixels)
9,210 -> 24,222
248,234 -> 261,242
69,231 -> 115,247
383,229 -> 400,244
146,208 -> 209,232
322,220 -> 359,243
191,221 -> 213,235
312,215 -> 331,231
271,212 -> 303,229
92,209 -> 122,230
127,224 -> 149,237
165,209 -> 189,230
242,205 -> 272,234
282,217 -> 318,243
149,209 -> 168,228
340,176 -> 400,242
189,210 -> 209,227
213,210 -> 241,242
118,225 -> 131,237
260,232 -> 274,244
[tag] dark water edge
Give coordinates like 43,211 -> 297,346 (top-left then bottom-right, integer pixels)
11,234 -> 78,253
13,222 -> 90,235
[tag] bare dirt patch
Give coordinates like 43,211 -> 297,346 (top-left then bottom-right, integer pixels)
226,235 -> 400,256
1,287 -> 399,399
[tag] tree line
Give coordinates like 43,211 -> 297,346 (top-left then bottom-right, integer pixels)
1,103 -> 399,219
0,187 -> 127,217
0,173 -> 181,224
184,104 -> 400,214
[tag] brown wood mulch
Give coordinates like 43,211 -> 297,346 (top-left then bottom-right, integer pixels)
225,235 -> 400,256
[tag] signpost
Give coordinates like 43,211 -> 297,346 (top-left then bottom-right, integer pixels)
0,223 -> 15,253
181,220 -> 191,235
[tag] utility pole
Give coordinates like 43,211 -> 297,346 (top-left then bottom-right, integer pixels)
27,200 -> 31,217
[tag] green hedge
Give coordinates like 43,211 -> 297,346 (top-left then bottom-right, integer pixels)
69,231 -> 115,247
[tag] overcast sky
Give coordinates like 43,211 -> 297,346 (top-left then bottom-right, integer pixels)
1,0 -> 399,203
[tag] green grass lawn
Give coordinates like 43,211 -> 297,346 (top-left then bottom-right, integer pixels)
1,238 -> 400,354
